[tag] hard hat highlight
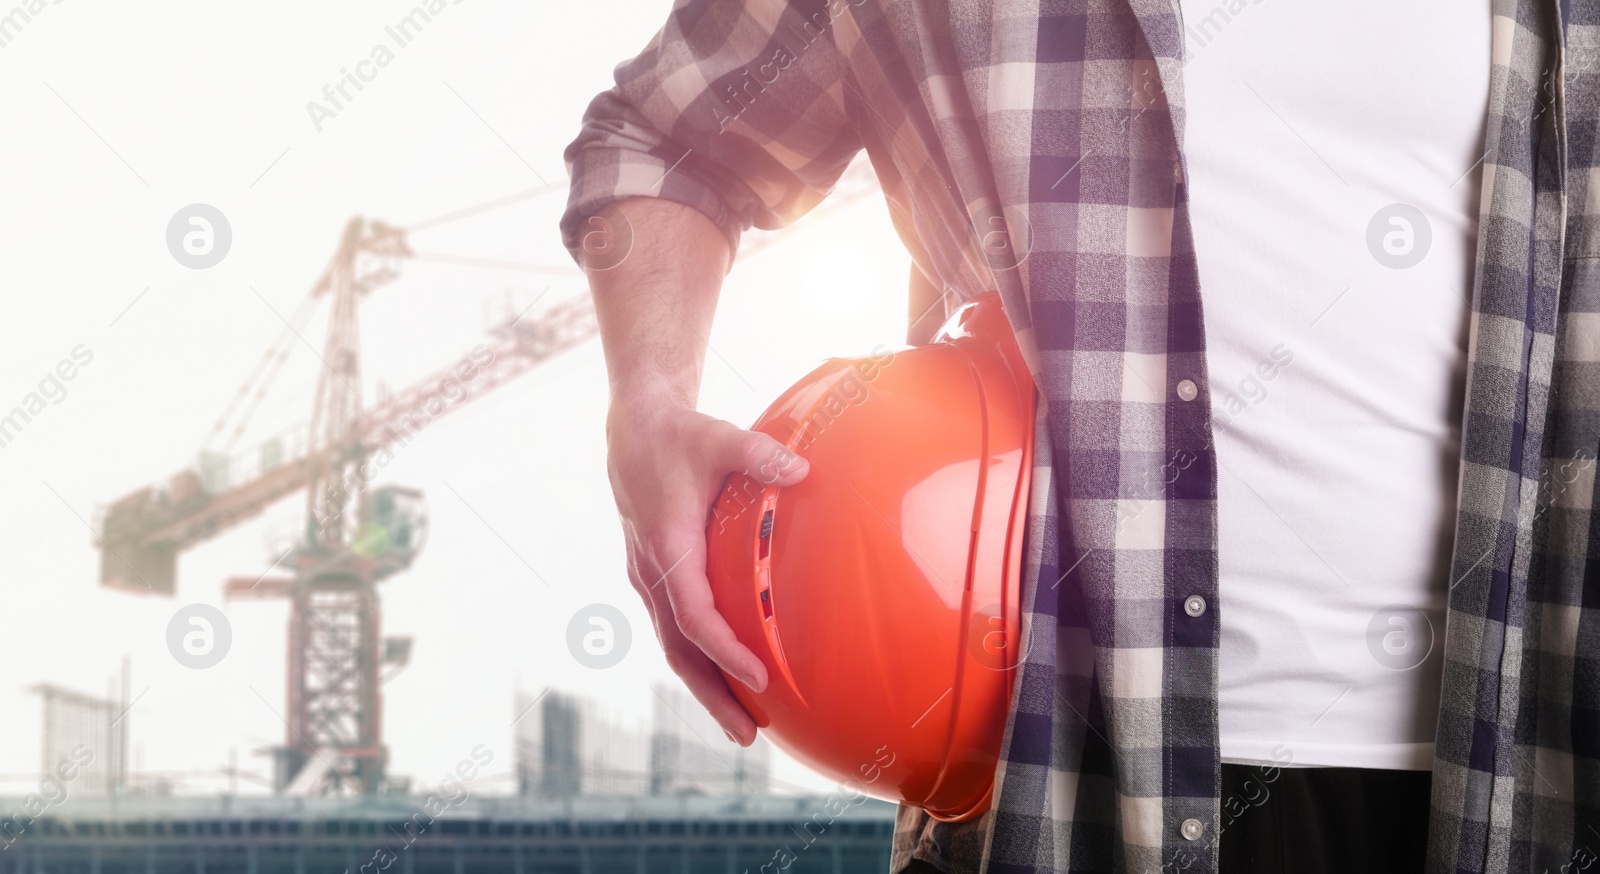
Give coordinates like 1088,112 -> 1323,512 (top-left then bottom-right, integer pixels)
706,292 -> 1035,822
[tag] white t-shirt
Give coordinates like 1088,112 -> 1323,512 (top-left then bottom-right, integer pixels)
1175,0 -> 1491,769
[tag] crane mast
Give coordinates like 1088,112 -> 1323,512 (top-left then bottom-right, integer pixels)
304,217 -> 404,550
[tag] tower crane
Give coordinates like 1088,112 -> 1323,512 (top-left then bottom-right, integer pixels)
94,201 -> 595,794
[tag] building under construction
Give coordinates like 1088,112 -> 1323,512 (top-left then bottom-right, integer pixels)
514,686 -> 771,800
31,670 -> 130,799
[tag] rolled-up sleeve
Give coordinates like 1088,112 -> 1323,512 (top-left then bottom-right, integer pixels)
561,0 -> 865,263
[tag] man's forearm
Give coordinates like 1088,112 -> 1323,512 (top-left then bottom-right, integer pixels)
577,196 -> 782,738
582,197 -> 734,419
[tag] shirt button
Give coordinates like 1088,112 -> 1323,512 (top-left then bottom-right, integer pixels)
1184,595 -> 1207,617
1180,818 -> 1204,841
1176,378 -> 1199,402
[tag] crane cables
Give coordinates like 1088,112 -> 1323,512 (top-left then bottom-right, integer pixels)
200,182 -> 575,459
202,292 -> 321,456
402,182 -> 564,233
402,182 -> 580,276
402,161 -> 882,270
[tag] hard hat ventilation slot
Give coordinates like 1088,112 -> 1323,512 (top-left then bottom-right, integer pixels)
758,509 -> 774,559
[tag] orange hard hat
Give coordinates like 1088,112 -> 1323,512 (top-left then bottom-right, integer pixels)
705,291 -> 1034,821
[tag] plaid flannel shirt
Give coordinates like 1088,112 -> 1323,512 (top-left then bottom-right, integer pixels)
561,1 -> 1600,871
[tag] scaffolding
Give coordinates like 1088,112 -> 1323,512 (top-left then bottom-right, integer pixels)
512,686 -> 770,799
31,662 -> 130,797
650,685 -> 770,797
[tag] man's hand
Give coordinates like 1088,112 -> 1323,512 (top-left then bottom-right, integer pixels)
607,402 -> 807,745
581,196 -> 797,746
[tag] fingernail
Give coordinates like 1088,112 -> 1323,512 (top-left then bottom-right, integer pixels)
724,729 -> 740,744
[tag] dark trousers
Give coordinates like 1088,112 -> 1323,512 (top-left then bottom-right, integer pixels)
899,765 -> 1431,874
1217,763 -> 1431,873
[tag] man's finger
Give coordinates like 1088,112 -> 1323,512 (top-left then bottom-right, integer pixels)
660,638 -> 759,746
650,538 -> 769,693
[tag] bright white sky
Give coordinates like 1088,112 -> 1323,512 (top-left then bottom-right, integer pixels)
0,1 -> 909,796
